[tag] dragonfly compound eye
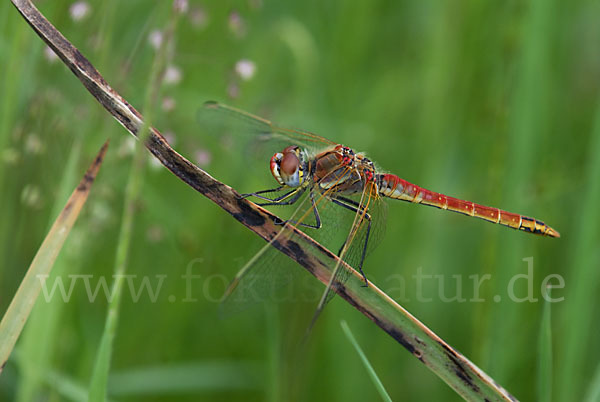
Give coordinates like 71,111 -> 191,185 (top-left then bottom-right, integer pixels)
271,149 -> 304,187
280,152 -> 300,176
279,151 -> 303,187
270,152 -> 285,185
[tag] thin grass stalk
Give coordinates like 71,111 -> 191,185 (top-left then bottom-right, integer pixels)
489,0 -> 556,382
558,98 -> 600,400
583,362 -> 600,402
341,320 -> 392,402
0,6 -> 28,296
87,4 -> 177,401
537,287 -> 553,402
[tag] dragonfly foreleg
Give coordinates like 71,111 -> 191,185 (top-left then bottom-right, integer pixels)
243,186 -> 307,206
274,190 -> 322,229
240,186 -> 287,202
257,187 -> 306,206
330,197 -> 372,286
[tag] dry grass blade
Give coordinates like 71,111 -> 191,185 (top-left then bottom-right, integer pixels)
0,141 -> 109,374
9,1 -> 517,400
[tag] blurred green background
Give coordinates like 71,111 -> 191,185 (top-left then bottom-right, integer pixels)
1,0 -> 599,401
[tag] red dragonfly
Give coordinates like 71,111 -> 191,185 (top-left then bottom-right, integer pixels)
203,102 -> 559,311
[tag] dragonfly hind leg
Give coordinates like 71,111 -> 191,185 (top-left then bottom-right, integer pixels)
330,196 -> 372,287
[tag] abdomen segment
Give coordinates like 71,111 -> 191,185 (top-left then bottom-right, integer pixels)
377,174 -> 560,237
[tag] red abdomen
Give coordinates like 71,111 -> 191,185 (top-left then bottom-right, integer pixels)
377,174 -> 559,237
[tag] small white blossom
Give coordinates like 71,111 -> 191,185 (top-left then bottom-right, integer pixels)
163,65 -> 182,85
69,1 -> 90,22
190,7 -> 208,29
228,11 -> 247,38
163,131 -> 177,146
173,0 -> 188,14
161,97 -> 176,112
25,133 -> 43,154
148,29 -> 163,50
194,149 -> 212,167
21,184 -> 42,209
235,59 -> 256,81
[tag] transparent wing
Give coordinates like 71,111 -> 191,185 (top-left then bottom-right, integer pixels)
219,241 -> 310,316
219,190 -> 322,316
308,179 -> 388,329
198,101 -> 336,159
197,102 -> 338,192
331,190 -> 388,272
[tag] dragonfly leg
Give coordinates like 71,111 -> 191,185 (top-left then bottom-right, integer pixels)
358,218 -> 372,286
309,191 -> 322,228
259,187 -> 305,206
330,197 -> 372,286
240,186 -> 289,202
275,189 -> 322,229
334,195 -> 361,208
245,186 -> 321,228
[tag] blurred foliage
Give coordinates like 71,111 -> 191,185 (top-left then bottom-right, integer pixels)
1,0 -> 599,401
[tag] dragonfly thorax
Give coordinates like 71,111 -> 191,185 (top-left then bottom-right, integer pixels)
270,145 -> 308,188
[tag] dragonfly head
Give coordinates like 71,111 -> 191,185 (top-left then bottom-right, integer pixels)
270,145 -> 306,187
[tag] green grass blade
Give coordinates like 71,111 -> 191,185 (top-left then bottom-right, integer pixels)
537,287 -> 553,402
107,362 -> 261,396
46,370 -> 100,402
86,3 -> 177,401
341,320 -> 392,402
38,369 -> 117,402
488,0 -> 558,381
558,98 -> 600,400
583,362 -> 600,402
266,304 -> 282,402
0,1 -> 30,303
0,141 -> 109,372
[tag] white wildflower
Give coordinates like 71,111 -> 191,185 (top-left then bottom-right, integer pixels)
69,1 -> 90,22
235,59 -> 256,81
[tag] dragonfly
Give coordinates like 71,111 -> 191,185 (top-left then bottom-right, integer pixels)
202,101 -> 560,318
